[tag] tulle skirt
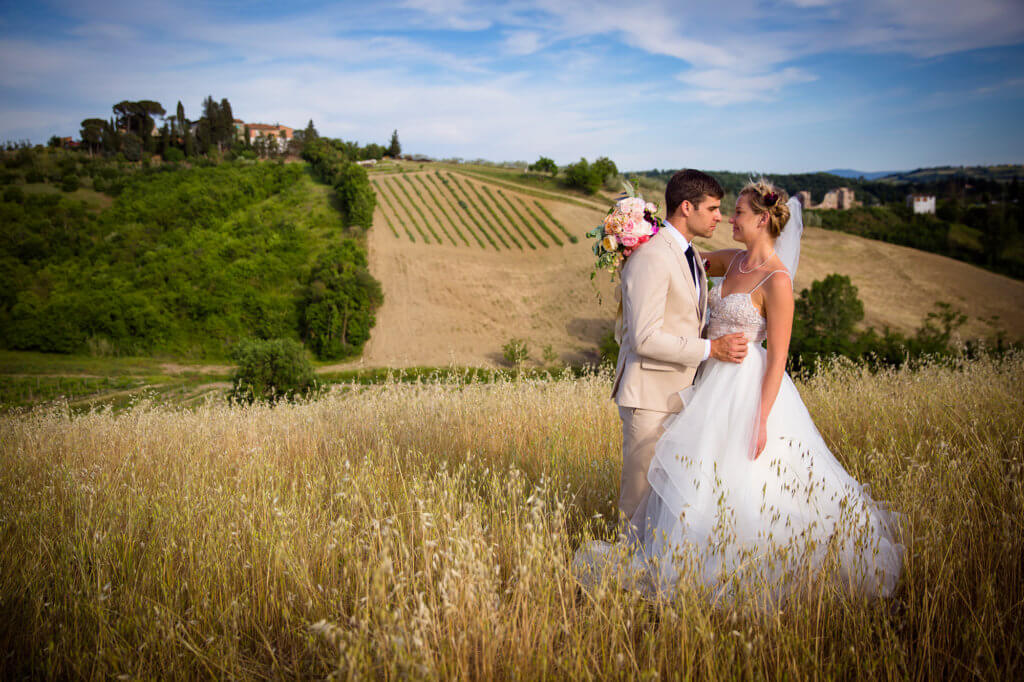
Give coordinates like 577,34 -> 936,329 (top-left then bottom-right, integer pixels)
577,343 -> 903,603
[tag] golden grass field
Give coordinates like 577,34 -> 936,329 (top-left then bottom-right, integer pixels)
2,354 -> 1022,679
345,165 -> 1024,369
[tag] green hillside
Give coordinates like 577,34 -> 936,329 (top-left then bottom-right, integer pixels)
1,159 -> 377,359
877,164 -> 1024,184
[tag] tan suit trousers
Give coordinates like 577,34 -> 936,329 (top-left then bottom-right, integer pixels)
618,406 -> 671,530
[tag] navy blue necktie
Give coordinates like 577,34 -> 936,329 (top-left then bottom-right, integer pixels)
683,245 -> 698,288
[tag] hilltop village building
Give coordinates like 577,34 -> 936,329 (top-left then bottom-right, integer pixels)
232,119 -> 293,148
908,194 -> 937,214
795,187 -> 859,210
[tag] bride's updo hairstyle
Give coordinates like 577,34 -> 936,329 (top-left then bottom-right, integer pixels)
739,179 -> 790,238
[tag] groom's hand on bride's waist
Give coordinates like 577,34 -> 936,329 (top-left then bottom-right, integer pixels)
709,333 -> 748,363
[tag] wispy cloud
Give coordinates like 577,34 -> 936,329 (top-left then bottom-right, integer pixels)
674,67 -> 818,106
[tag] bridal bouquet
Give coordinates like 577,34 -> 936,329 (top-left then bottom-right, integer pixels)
586,183 -> 661,278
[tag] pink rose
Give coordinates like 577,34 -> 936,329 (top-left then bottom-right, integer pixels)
620,232 -> 640,248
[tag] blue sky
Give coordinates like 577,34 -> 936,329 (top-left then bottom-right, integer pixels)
1,0 -> 1023,173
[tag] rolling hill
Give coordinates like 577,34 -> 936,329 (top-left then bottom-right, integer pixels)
329,162 -> 1024,368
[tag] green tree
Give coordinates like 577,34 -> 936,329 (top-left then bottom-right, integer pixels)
789,274 -> 864,372
157,123 -> 170,157
175,101 -> 187,137
529,156 -> 558,175
387,129 -> 401,157
304,119 -> 319,141
101,117 -> 120,154
121,133 -> 143,162
592,156 -> 618,187
219,98 -> 235,151
335,162 -> 376,229
183,123 -> 195,157
564,158 -> 600,194
80,118 -> 105,156
228,338 -> 320,403
300,241 -> 383,359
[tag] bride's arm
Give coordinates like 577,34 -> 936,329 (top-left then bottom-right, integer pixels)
754,272 -> 794,458
702,249 -> 741,277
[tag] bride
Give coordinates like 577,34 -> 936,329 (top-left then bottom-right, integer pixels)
581,180 -> 903,602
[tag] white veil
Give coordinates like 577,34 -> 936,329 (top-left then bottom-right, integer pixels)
776,196 -> 804,278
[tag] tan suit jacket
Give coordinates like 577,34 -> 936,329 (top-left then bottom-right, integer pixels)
612,229 -> 708,413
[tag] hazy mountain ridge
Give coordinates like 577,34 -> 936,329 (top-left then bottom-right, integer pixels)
824,169 -> 906,180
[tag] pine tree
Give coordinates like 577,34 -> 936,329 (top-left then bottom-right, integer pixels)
304,119 -> 318,140
387,129 -> 401,157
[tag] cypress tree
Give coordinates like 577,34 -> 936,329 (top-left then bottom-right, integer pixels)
176,101 -> 186,137
220,98 -> 235,149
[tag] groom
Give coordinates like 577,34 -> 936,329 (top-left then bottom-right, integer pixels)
611,169 -> 748,535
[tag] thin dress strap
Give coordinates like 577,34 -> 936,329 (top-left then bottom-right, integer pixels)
747,269 -> 791,294
724,251 -> 744,276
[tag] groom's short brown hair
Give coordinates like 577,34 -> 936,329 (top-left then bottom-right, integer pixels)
666,169 -> 724,215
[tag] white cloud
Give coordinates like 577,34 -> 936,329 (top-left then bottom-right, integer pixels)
399,0 -> 493,30
502,30 -> 544,56
675,66 -> 818,106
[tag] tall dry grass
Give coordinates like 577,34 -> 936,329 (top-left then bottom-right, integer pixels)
1,356 -> 1022,679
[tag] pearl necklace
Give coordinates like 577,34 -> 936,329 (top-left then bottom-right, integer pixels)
738,249 -> 776,274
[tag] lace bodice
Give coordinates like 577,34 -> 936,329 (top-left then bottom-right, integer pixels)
706,284 -> 767,343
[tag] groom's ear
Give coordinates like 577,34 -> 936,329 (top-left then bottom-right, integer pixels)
678,199 -> 693,217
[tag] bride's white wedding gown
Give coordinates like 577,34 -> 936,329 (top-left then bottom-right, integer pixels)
579,270 -> 904,601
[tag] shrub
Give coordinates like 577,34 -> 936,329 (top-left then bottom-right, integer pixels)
3,186 -> 25,203
228,337 -> 320,404
25,169 -> 44,184
163,147 -> 185,163
542,344 -> 559,365
598,328 -> 619,366
60,175 -> 80,192
503,338 -> 529,367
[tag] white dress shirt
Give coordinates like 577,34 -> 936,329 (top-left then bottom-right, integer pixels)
661,220 -> 711,362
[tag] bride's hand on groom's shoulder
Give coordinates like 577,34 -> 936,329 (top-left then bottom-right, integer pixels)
710,333 -> 748,363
